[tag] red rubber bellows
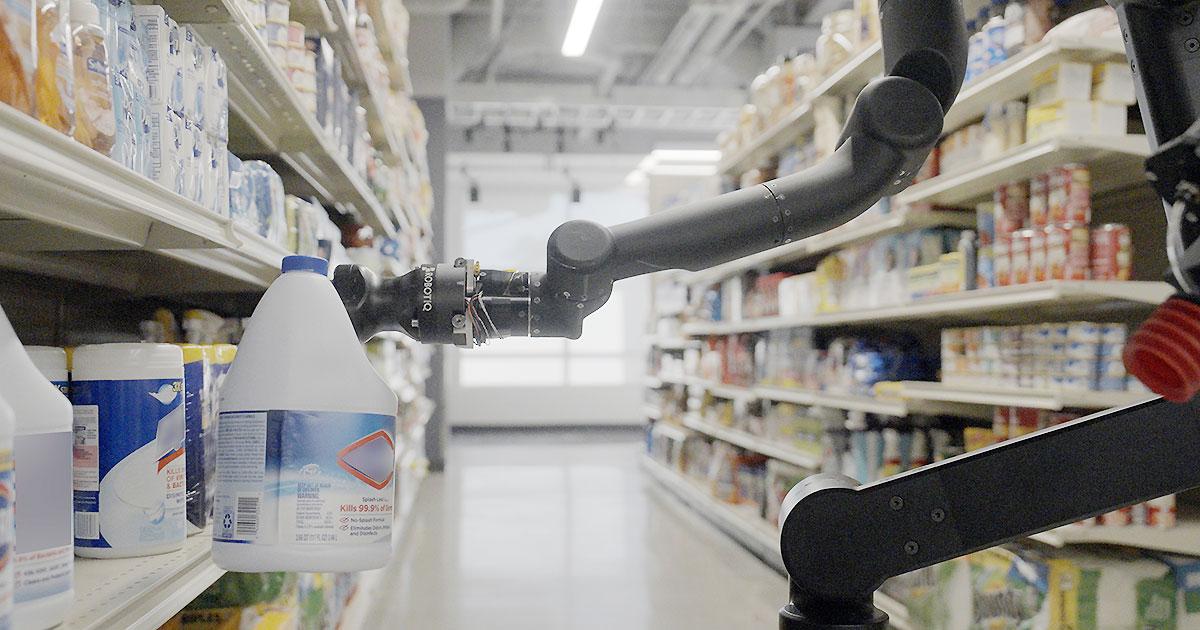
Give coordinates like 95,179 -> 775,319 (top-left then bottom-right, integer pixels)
1125,297 -> 1200,403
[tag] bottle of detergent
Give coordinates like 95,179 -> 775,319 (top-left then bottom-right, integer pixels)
212,256 -> 398,572
0,307 -> 73,629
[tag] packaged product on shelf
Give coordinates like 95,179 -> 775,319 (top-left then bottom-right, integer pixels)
146,103 -> 184,195
179,345 -> 210,535
169,572 -> 299,629
1091,222 -> 1133,280
814,10 -> 856,76
0,395 -> 12,628
1026,99 -> 1092,142
181,25 -> 205,126
994,180 -> 1029,236
1028,172 -> 1049,228
1029,227 -> 1047,283
1047,163 -> 1091,226
0,315 -> 74,629
265,0 -> 288,25
70,0 -> 115,155
765,460 -> 810,528
0,0 -> 35,114
1030,61 -> 1093,109
1005,100 -> 1026,148
204,45 -> 227,142
964,18 -> 983,83
71,343 -> 186,558
133,5 -> 183,113
1009,228 -> 1034,285
212,256 -> 398,572
34,0 -> 74,134
110,0 -> 148,175
1093,60 -> 1136,105
1044,222 -> 1090,281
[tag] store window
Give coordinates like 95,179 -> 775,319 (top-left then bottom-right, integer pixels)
455,180 -> 645,389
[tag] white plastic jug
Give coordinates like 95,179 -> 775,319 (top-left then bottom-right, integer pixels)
0,309 -> 73,629
212,256 -> 398,572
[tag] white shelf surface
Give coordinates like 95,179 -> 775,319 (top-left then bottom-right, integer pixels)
1030,521 -> 1200,555
640,456 -> 914,630
0,102 -> 288,292
67,530 -> 224,630
681,281 -> 1172,335
643,404 -> 663,421
895,134 -> 1151,208
682,415 -> 821,470
649,336 -> 698,350
685,209 -> 975,286
650,420 -> 689,442
944,36 -> 1128,132
719,42 -> 883,175
894,381 -> 1157,412
184,0 -> 398,238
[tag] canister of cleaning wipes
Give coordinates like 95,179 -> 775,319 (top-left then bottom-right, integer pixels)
179,345 -> 210,535
24,347 -> 68,395
71,343 -> 186,558
0,309 -> 73,629
212,256 -> 398,572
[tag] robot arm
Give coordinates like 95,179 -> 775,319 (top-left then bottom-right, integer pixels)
334,1 -> 1200,629
334,0 -> 968,346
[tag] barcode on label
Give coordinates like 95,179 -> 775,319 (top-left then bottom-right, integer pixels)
74,513 -> 99,540
235,494 -> 260,538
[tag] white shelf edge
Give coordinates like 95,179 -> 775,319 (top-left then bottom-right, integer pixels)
895,381 -> 1157,411
1030,521 -> 1200,556
650,420 -> 689,442
643,404 -> 663,421
682,414 -> 821,469
67,529 -> 224,630
894,133 -> 1150,207
680,281 -> 1172,335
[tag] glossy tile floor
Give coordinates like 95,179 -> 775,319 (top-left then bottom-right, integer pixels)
365,429 -> 786,629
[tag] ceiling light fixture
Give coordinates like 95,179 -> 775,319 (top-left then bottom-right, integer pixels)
561,0 -> 605,57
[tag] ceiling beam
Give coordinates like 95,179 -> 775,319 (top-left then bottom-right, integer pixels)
449,81 -> 744,109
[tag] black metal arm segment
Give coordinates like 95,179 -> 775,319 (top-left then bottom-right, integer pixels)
534,0 -> 967,339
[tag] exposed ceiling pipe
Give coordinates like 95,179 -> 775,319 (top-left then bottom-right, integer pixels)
710,0 -> 786,65
672,0 -> 755,86
490,0 -> 504,39
405,0 -> 473,15
639,4 -> 719,86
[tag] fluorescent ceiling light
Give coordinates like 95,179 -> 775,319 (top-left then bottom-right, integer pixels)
562,0 -> 605,57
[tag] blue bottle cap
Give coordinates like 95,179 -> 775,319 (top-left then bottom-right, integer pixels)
281,255 -> 330,276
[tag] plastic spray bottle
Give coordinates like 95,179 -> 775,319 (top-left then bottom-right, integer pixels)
0,308 -> 73,629
211,256 -> 398,572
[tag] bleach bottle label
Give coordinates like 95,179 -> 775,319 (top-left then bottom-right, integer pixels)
71,378 -> 186,549
213,411 -> 395,546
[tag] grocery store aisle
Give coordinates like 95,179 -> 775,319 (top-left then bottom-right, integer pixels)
365,430 -> 786,630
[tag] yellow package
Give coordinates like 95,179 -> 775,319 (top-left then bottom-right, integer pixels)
0,0 -> 36,114
34,0 -> 72,133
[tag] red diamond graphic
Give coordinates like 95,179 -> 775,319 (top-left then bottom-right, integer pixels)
338,430 -> 395,490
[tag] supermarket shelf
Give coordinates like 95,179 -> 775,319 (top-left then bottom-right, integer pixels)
681,281 -> 1172,335
185,0 -> 399,238
649,336 -> 698,350
322,0 -> 405,161
650,420 -> 689,442
67,530 -> 224,629
685,208 -> 975,286
0,102 -> 287,292
682,414 -> 821,469
705,382 -> 758,401
894,134 -> 1151,208
289,0 -> 337,33
719,41 -> 884,175
1030,521 -> 1200,556
641,456 -> 784,571
944,36 -> 1127,132
894,381 -> 1156,411
643,404 -> 663,421
755,385 -> 910,417
640,456 -> 914,629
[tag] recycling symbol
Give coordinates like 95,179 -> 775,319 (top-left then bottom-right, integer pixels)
222,512 -> 234,530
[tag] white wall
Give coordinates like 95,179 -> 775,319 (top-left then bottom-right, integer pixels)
443,154 -> 652,427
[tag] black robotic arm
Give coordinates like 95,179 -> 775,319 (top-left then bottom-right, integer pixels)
334,0 -> 967,346
332,2 -> 1200,629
